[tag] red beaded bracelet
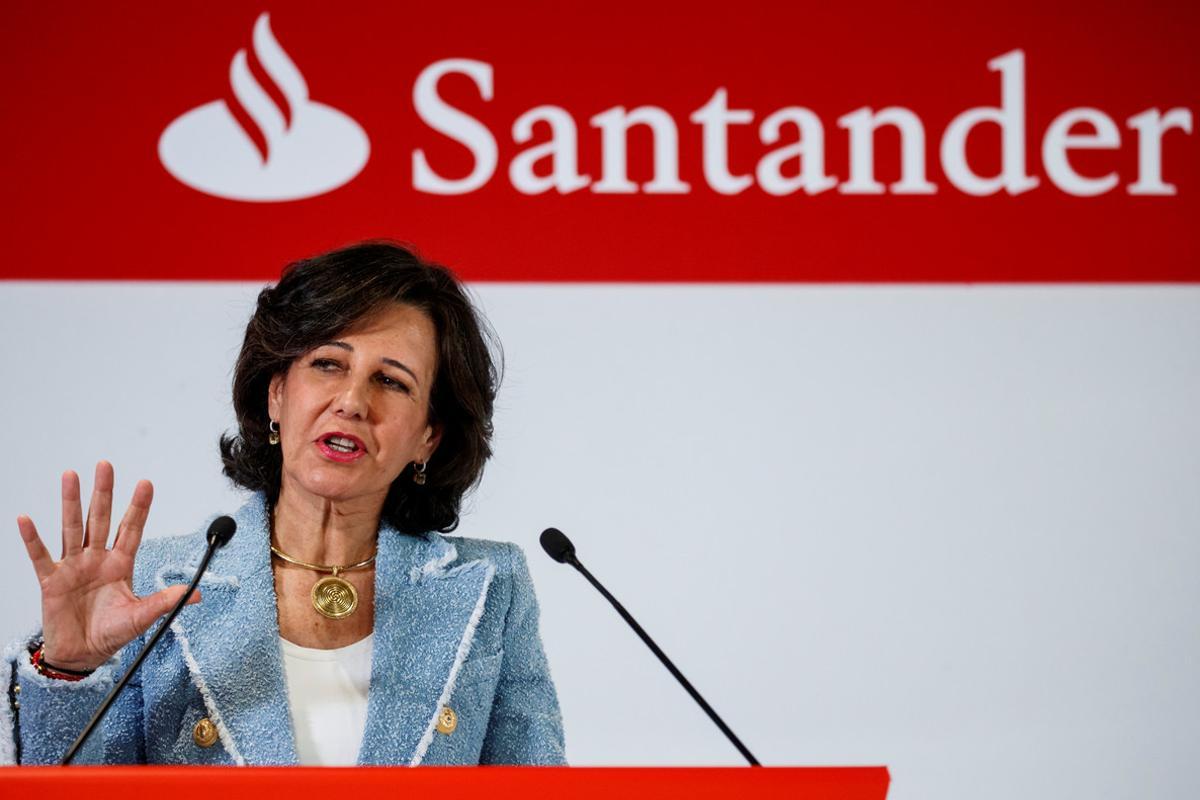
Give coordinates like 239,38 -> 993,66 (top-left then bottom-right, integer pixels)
29,645 -> 95,682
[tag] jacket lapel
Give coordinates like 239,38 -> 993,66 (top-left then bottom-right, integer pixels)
156,493 -> 496,767
156,495 -> 299,766
358,527 -> 495,766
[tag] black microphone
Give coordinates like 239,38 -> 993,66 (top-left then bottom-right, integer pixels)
60,515 -> 237,765
206,515 -> 236,548
539,527 -> 761,766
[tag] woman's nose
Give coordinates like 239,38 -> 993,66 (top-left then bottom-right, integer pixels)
334,377 -> 370,419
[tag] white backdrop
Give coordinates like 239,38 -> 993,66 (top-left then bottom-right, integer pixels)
2,282 -> 1198,799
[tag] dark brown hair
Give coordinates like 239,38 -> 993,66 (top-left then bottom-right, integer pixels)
219,241 -> 500,533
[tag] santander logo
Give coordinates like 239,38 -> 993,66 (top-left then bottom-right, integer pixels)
158,12 -> 1191,203
158,12 -> 369,202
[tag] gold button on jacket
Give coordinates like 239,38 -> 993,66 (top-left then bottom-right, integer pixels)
436,706 -> 457,735
193,718 -> 219,748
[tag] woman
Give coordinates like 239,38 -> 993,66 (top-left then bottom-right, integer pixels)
2,242 -> 565,766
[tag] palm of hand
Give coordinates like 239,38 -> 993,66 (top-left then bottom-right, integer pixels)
17,462 -> 198,673
40,547 -> 145,668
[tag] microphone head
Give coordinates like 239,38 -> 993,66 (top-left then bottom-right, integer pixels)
206,516 -> 237,548
540,527 -> 576,564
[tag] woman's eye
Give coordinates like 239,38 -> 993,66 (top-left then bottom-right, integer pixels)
377,373 -> 410,393
311,357 -> 341,370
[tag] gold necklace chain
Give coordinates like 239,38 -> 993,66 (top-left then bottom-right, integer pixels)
269,544 -> 376,575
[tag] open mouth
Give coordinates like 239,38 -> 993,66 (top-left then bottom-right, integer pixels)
317,432 -> 367,461
324,435 -> 360,454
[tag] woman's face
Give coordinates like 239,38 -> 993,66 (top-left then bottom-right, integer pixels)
267,303 -> 442,509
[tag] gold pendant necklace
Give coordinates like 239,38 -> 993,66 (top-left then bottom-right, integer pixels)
270,544 -> 376,620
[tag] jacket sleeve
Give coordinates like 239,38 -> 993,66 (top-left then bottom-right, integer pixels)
2,632 -> 146,765
478,543 -> 566,765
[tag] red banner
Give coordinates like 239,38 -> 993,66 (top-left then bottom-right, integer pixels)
3,1 -> 1197,281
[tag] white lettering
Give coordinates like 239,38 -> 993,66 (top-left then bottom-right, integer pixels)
412,59 -> 498,195
510,106 -> 590,194
837,107 -> 936,194
689,88 -> 754,195
940,49 -> 1039,196
407,51 -> 1190,199
589,106 -> 690,194
1042,108 -> 1120,196
755,107 -> 837,196
1127,108 -> 1193,196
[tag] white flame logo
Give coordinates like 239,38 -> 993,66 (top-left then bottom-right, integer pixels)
158,12 -> 370,202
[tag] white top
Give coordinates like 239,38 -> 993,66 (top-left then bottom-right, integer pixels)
280,634 -> 374,766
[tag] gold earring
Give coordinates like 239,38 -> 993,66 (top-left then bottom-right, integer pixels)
413,461 -> 427,485
268,420 -> 280,446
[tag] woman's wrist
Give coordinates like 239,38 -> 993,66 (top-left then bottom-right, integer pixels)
29,643 -> 98,681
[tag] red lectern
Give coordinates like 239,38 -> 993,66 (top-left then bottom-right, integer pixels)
1,766 -> 889,799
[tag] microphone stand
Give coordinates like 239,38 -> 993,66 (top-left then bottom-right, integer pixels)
542,528 -> 761,766
60,517 -> 235,765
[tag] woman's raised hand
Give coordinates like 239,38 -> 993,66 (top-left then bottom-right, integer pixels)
15,462 -> 199,673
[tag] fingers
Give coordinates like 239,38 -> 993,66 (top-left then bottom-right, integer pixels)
85,461 -> 115,550
114,479 -> 153,555
129,585 -> 202,635
61,470 -> 84,557
16,515 -> 55,581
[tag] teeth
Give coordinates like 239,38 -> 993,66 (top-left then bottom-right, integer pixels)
326,436 -> 359,452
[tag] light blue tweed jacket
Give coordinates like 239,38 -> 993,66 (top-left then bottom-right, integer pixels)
0,494 -> 565,766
